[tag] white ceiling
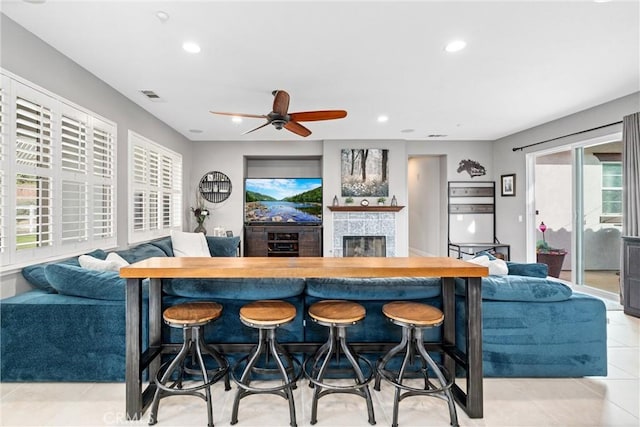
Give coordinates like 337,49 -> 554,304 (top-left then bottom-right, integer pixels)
2,0 -> 639,142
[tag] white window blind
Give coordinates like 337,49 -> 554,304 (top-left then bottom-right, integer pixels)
1,71 -> 117,269
128,131 -> 182,243
0,79 -> 7,255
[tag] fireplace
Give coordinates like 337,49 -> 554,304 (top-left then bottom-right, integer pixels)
343,236 -> 386,257
332,211 -> 397,257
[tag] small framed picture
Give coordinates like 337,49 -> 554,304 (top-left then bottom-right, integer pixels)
225,230 -> 233,237
501,174 -> 516,197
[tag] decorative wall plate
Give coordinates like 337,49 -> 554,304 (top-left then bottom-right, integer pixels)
199,171 -> 232,203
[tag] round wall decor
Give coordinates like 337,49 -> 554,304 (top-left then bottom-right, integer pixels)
199,171 -> 232,203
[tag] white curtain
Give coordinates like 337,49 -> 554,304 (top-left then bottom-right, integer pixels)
621,112 -> 640,302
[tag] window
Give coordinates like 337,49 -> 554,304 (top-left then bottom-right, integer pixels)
601,162 -> 622,221
128,131 -> 182,243
0,71 -> 117,269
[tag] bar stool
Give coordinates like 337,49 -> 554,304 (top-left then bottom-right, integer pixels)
303,299 -> 376,425
375,301 -> 458,427
230,300 -> 301,427
149,301 -> 230,427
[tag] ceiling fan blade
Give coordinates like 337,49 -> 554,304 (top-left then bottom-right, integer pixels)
242,121 -> 272,135
272,90 -> 290,116
210,111 -> 267,119
284,120 -> 312,137
289,110 -> 348,122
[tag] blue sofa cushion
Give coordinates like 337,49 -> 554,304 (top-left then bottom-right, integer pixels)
206,236 -> 240,257
507,262 -> 548,278
21,249 -> 108,293
148,237 -> 174,256
116,243 -> 167,264
163,277 -> 305,300
44,264 -> 127,301
305,277 -> 442,300
455,275 -> 572,302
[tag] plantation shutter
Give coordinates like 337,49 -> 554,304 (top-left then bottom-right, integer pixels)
15,90 -> 54,251
0,79 -> 7,255
92,123 -> 116,240
128,131 -> 182,243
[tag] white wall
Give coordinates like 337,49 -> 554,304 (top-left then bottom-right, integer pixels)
492,92 -> 640,263
188,140 -> 324,244
408,156 -> 443,256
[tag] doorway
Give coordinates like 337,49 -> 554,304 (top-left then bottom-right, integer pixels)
529,134 -> 623,295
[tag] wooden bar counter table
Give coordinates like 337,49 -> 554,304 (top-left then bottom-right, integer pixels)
120,256 -> 488,421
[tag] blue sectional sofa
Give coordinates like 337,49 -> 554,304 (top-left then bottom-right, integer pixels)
0,237 -> 607,382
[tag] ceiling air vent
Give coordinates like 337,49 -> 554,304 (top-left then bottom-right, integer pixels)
140,90 -> 164,102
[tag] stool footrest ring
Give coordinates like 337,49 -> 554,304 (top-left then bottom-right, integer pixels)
231,355 -> 303,393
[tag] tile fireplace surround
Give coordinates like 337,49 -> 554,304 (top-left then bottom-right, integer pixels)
332,211 -> 396,257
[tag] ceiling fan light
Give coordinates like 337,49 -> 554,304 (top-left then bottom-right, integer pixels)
377,115 -> 389,123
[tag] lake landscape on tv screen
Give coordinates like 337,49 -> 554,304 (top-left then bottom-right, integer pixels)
245,178 -> 322,224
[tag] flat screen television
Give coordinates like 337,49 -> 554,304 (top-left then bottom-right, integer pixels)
245,178 -> 322,225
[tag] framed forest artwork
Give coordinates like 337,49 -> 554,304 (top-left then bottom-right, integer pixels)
341,148 -> 389,197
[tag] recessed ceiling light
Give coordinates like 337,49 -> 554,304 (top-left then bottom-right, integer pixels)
428,134 -> 448,138
22,0 -> 47,3
232,116 -> 242,123
593,0 -> 612,3
189,129 -> 203,134
400,129 -> 415,133
182,41 -> 201,54
445,40 -> 467,53
377,115 -> 389,123
155,11 -> 170,22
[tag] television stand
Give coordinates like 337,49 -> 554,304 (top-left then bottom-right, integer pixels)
244,224 -> 322,257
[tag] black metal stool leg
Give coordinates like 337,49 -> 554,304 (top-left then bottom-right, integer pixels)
231,330 -> 266,425
310,326 -> 337,425
375,328 -> 409,391
413,330 -> 458,427
193,327 -> 214,427
268,330 -> 297,427
337,326 -> 376,425
149,327 -> 195,426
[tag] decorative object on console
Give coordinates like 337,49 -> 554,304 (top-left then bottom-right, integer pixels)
457,159 -> 486,177
333,195 -> 339,206
344,197 -> 354,204
360,198 -> 369,206
199,171 -> 232,203
341,148 -> 389,197
390,195 -> 397,206
501,173 -> 516,196
377,197 -> 386,205
536,221 -> 567,278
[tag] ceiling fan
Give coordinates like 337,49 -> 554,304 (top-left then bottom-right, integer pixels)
210,90 -> 347,137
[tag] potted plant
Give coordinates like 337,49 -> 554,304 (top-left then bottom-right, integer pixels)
344,197 -> 354,205
377,197 -> 386,206
536,222 -> 567,278
191,193 -> 209,234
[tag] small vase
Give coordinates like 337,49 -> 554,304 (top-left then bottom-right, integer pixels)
194,222 -> 207,234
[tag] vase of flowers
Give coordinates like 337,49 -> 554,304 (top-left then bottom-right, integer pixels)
192,196 -> 209,234
536,221 -> 566,278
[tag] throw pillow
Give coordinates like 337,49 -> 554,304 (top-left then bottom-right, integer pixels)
506,261 -> 549,278
468,255 -> 508,275
206,236 -> 241,257
79,254 -> 121,272
44,263 -> 126,300
170,230 -> 211,257
106,252 -> 130,268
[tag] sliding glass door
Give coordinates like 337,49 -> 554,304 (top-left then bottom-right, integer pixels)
530,134 -> 623,295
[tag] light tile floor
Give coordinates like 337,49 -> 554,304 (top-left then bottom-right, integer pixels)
1,310 -> 638,427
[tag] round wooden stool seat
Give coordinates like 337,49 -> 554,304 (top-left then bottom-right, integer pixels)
163,301 -> 223,327
382,301 -> 444,327
309,300 -> 366,324
239,300 -> 296,327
